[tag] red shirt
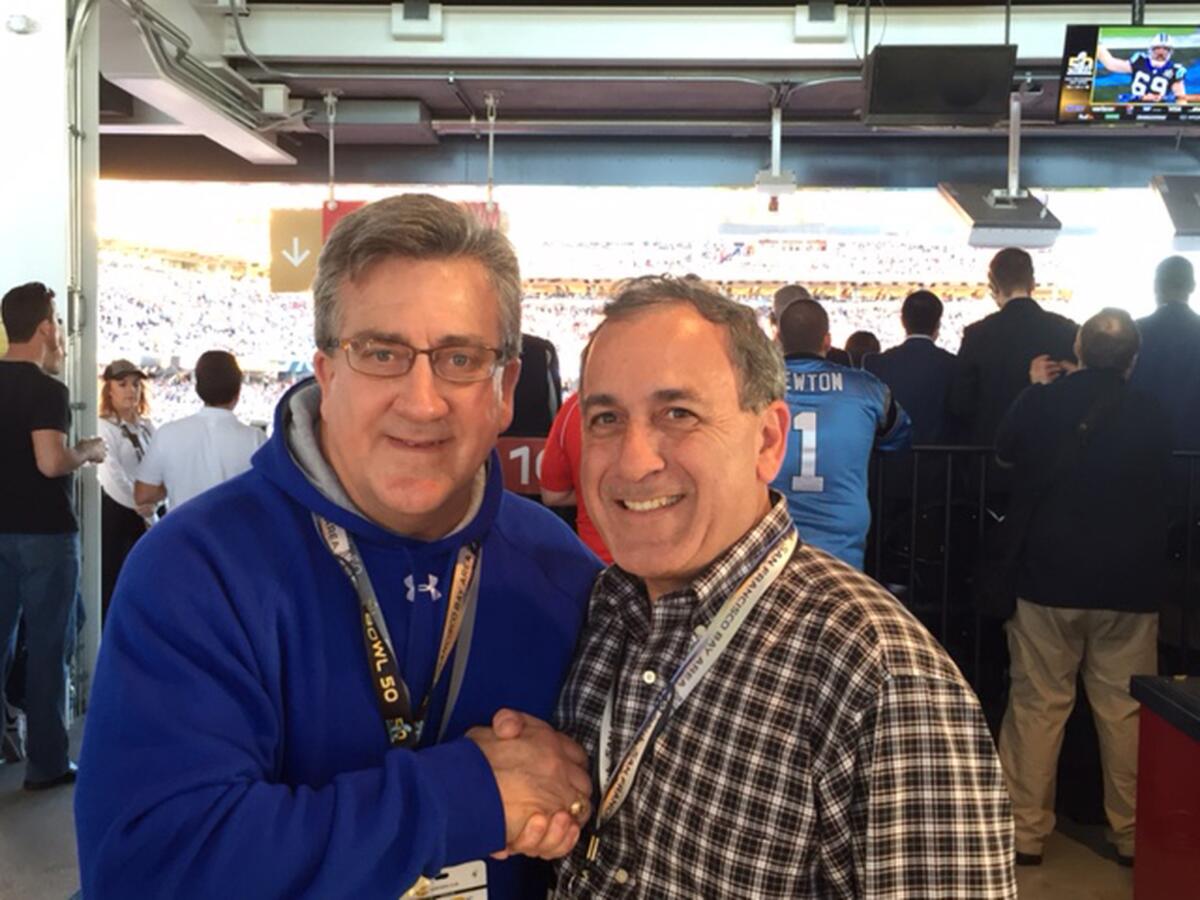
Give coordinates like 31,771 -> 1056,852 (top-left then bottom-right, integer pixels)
540,393 -> 612,563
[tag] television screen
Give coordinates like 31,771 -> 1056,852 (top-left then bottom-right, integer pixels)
864,45 -> 1016,125
1058,25 -> 1200,123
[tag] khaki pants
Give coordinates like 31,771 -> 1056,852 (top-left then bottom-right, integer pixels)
998,599 -> 1158,857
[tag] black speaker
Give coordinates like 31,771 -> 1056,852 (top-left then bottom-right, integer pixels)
864,44 -> 1017,125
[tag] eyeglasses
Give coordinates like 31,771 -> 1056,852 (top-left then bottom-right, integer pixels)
330,337 -> 505,383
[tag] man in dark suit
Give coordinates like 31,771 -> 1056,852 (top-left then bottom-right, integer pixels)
948,248 -> 1078,450
1130,255 -> 1200,452
866,290 -> 956,446
864,291 -> 957,567
1129,257 -> 1200,625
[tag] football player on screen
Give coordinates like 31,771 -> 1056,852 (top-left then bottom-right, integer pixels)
1098,32 -> 1191,102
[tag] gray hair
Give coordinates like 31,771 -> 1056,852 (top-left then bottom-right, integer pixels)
771,283 -> 813,323
312,194 -> 522,359
1078,307 -> 1140,373
590,275 -> 786,411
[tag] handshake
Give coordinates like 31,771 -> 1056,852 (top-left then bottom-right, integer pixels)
467,709 -> 593,861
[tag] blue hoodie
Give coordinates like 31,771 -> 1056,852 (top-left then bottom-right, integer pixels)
76,380 -> 600,899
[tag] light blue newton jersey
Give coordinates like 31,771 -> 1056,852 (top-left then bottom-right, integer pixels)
771,355 -> 912,569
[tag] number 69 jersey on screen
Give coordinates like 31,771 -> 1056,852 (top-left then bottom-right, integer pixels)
770,353 -> 912,570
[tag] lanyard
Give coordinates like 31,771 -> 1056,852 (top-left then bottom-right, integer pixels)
119,421 -> 147,462
587,528 -> 797,861
314,514 -> 482,748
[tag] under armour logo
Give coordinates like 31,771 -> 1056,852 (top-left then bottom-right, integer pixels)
404,574 -> 441,603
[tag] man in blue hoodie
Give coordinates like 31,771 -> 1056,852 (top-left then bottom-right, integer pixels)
76,195 -> 602,899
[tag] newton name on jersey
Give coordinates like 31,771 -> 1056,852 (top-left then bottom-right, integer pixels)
790,370 -> 846,392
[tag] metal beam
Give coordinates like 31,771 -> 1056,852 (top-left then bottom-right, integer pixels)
224,3 -> 1200,64
227,3 -> 847,62
101,0 -> 296,163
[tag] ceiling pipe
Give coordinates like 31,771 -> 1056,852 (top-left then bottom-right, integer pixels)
425,117 -> 1182,137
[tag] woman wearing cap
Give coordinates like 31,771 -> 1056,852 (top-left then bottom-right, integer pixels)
97,360 -> 156,622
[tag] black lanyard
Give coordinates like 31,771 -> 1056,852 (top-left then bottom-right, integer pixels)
315,514 -> 482,748
117,420 -> 147,462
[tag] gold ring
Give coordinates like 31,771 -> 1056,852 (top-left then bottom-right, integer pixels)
568,797 -> 587,819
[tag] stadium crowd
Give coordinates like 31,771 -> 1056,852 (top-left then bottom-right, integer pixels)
519,236 -> 1049,284
97,236 -> 1074,426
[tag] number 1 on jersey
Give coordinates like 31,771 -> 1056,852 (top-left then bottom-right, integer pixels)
791,410 -> 825,492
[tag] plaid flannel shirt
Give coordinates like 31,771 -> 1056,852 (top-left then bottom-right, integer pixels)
554,496 -> 1015,899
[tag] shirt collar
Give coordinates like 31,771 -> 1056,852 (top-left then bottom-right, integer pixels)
1000,296 -> 1038,313
602,492 -> 797,634
686,492 -> 795,627
1068,366 -> 1125,386
904,334 -> 935,343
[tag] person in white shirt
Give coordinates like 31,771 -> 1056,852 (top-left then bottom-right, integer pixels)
135,350 -> 266,512
97,359 -> 156,621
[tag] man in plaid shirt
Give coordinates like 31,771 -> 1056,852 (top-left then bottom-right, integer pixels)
552,276 -> 1015,898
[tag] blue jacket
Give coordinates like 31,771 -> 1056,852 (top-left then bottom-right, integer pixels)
1132,302 -> 1200,451
76,382 -> 600,899
864,336 -> 957,446
947,297 -> 1078,448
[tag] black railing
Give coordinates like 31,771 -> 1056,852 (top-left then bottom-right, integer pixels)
864,447 -> 1200,702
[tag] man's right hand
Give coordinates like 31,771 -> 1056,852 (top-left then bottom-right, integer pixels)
1029,354 -> 1065,385
467,709 -> 592,859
